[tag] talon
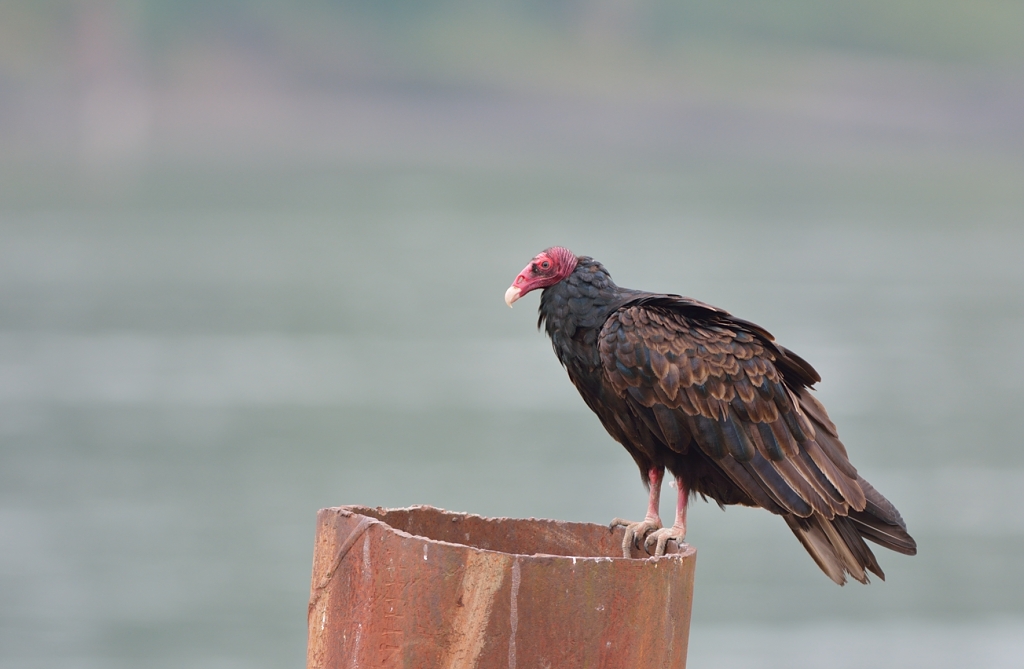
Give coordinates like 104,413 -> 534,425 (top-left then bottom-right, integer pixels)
642,526 -> 687,557
609,517 -> 663,558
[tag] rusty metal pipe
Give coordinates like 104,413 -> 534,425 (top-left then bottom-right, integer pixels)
307,505 -> 696,668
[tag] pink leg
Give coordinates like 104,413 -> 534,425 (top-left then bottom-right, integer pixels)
610,466 -> 665,558
645,466 -> 664,522
671,474 -> 688,533
644,475 -> 689,556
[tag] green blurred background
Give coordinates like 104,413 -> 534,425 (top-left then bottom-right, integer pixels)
1,2 -> 1023,667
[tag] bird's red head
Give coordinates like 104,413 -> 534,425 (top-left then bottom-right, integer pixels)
505,246 -> 578,307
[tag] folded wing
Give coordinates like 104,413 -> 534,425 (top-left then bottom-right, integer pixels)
598,295 -> 916,584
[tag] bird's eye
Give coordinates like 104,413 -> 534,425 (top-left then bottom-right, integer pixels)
541,261 -> 551,270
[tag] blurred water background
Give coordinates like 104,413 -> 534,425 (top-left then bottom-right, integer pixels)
1,2 -> 1023,668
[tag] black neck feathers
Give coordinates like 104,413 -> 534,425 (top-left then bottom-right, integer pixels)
538,256 -> 628,369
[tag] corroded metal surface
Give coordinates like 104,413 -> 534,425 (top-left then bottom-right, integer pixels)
307,505 -> 696,669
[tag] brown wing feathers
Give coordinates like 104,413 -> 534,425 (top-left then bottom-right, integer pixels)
599,303 -> 916,584
600,306 -> 860,518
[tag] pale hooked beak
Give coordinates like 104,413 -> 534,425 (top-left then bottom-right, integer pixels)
504,285 -> 522,307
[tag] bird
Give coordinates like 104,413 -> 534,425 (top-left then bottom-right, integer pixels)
505,246 -> 916,584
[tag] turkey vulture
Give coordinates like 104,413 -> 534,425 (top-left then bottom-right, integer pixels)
505,247 -> 916,584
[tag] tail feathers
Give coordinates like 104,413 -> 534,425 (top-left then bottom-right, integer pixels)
785,476 -> 917,585
833,514 -> 884,578
848,509 -> 918,556
785,514 -> 871,585
785,511 -> 915,585
859,477 -> 910,531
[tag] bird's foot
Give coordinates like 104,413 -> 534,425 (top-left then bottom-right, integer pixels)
643,523 -> 687,557
609,517 -> 663,558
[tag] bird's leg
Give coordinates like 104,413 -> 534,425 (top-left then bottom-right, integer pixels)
643,475 -> 689,556
610,466 -> 664,558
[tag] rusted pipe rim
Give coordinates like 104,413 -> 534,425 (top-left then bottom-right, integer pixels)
334,504 -> 695,561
